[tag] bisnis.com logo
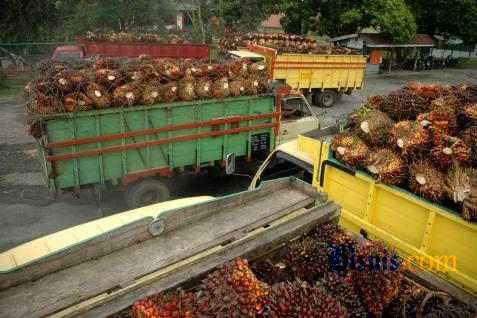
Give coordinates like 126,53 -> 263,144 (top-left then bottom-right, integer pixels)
328,244 -> 457,273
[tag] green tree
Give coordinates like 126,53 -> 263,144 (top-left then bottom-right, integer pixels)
221,0 -> 279,32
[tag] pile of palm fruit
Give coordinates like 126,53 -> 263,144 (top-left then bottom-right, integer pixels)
111,222 -> 475,318
25,56 -> 270,116
219,32 -> 359,55
332,82 -> 477,222
82,31 -> 188,44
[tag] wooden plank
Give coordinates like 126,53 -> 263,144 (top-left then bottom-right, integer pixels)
0,179 -> 322,317
52,202 -> 339,318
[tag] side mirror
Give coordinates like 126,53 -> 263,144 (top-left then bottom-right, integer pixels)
225,153 -> 236,175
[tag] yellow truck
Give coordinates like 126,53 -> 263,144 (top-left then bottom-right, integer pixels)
229,44 -> 367,107
250,128 -> 477,303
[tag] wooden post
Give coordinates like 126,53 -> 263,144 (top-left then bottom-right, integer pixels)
388,48 -> 393,73
413,47 -> 419,72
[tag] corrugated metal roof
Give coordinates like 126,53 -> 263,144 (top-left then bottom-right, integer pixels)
363,33 -> 434,47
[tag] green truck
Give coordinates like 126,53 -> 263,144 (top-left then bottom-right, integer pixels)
34,95 -> 279,208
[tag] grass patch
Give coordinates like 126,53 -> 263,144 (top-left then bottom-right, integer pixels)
457,58 -> 477,69
0,74 -> 31,98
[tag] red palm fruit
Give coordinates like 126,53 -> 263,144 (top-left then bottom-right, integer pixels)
459,126 -> 477,164
390,120 -> 431,156
283,237 -> 330,282
141,80 -> 162,105
95,68 -> 125,90
112,83 -> 141,107
202,258 -> 269,318
417,110 -> 458,137
319,272 -> 367,318
195,79 -> 212,98
178,75 -> 196,101
445,165 -> 477,221
54,70 -> 88,93
464,103 -> 477,121
211,77 -> 230,98
348,241 -> 403,316
431,135 -> 471,169
28,93 -> 63,114
350,107 -> 394,146
379,89 -> 430,121
409,160 -> 447,202
367,95 -> 385,109
365,148 -> 407,185
84,82 -> 111,109
229,78 -> 245,97
265,281 -> 348,318
251,260 -> 293,285
332,133 -> 369,167
161,82 -> 178,103
95,58 -> 119,70
63,92 -> 93,112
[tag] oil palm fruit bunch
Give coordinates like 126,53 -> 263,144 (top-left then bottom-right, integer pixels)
379,89 -> 430,121
178,74 -> 196,101
365,148 -> 408,185
349,107 -> 394,146
211,77 -> 230,98
132,290 -> 209,318
463,103 -> 477,122
195,78 -> 212,98
161,82 -> 178,102
417,110 -> 458,137
445,166 -> 477,222
95,58 -> 119,70
406,81 -> 442,101
84,82 -> 111,109
141,80 -> 162,105
63,92 -> 94,112
283,237 -> 330,282
95,68 -> 125,90
202,258 -> 269,317
348,241 -> 403,316
54,70 -> 88,93
113,83 -> 141,107
409,160 -> 447,202
319,272 -> 367,318
251,260 -> 293,285
451,84 -> 477,105
431,135 -> 471,169
156,58 -> 183,80
264,281 -> 348,318
367,95 -> 385,110
459,126 -> 477,164
229,78 -> 245,97
390,120 -> 431,156
308,222 -> 341,244
331,133 -> 370,167
28,93 -> 63,115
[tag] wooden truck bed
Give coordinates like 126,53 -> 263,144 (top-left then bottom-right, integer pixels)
0,177 -> 339,317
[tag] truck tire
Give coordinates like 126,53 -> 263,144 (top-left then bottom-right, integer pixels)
125,178 -> 170,209
318,90 -> 337,108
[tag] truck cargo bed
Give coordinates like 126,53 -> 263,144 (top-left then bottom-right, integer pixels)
0,177 -> 339,317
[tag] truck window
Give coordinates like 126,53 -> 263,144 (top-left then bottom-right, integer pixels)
282,98 -> 312,120
257,153 -> 313,186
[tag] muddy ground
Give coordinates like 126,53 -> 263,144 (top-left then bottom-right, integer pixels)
0,68 -> 476,251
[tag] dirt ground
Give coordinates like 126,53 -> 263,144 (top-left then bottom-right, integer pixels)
0,68 -> 476,251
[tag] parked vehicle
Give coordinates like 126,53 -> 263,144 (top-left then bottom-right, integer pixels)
33,90 -> 317,208
229,44 -> 367,107
52,40 -> 210,60
250,128 -> 477,301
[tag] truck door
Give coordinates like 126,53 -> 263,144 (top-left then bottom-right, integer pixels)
279,96 -> 320,144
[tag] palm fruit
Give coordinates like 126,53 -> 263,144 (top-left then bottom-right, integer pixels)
264,281 -> 348,318
451,84 -> 477,105
211,77 -> 230,98
28,93 -> 63,114
95,58 -> 119,70
25,78 -> 60,97
331,133 -> 370,167
229,78 -> 245,97
308,222 -> 341,244
446,166 -> 477,221
431,94 -> 461,114
178,74 -> 196,101
431,135 -> 471,169
84,82 -> 111,109
227,59 -> 248,78
202,258 -> 269,318
63,92 -> 93,112
464,103 -> 477,121
417,110 -> 458,137
390,120 -> 431,156
319,272 -> 367,318
132,290 -> 209,318
156,58 -> 183,80
243,77 -> 259,96
141,80 -> 162,105
161,82 -> 178,102
249,61 -> 267,76
348,241 -> 403,316
349,107 -> 394,146
113,83 -> 141,107
406,81 -> 442,101
379,89 -> 430,121
195,79 -> 212,98
367,95 -> 385,109
283,237 -> 330,282
251,260 -> 293,285
409,160 -> 447,202
459,126 -> 477,163
365,148 -> 407,185
95,68 -> 124,90
54,70 -> 88,93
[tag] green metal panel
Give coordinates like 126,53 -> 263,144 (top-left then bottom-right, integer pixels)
37,95 -> 276,191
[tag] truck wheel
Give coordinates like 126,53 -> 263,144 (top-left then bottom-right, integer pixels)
318,90 -> 337,108
125,179 -> 170,209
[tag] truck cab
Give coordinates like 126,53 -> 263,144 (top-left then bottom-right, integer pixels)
51,45 -> 85,60
227,50 -> 321,144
